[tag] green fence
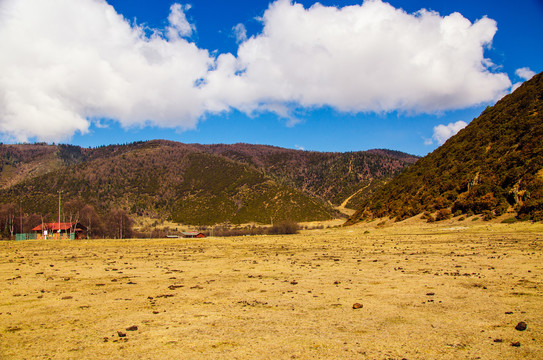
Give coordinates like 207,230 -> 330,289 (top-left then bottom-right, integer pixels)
15,233 -> 75,240
16,233 -> 37,241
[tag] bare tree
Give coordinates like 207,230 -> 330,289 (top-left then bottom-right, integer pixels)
3,204 -> 17,239
63,199 -> 85,237
23,214 -> 41,234
106,208 -> 133,239
80,204 -> 102,239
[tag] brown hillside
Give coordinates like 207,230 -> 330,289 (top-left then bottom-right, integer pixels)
0,141 -> 417,225
347,72 -> 543,224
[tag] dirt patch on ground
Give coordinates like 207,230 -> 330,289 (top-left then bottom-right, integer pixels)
1,222 -> 542,359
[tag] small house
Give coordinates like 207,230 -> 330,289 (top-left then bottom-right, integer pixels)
181,231 -> 206,238
32,222 -> 87,240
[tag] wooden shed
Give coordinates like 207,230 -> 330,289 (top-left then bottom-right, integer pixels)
181,231 -> 206,238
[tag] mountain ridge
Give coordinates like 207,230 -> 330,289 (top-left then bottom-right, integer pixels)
347,72 -> 543,224
0,141 -> 418,226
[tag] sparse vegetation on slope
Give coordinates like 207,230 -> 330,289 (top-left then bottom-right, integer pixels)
0,140 -> 416,227
348,72 -> 543,224
201,143 -> 418,208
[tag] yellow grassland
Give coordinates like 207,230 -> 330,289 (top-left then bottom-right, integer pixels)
1,220 -> 542,359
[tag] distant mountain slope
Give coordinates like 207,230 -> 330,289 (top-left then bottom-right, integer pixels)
197,143 -> 418,209
0,141 -> 417,225
347,72 -> 543,224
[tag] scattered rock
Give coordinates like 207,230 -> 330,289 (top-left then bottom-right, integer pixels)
505,311 -> 513,315
426,292 -> 435,296
156,294 -> 174,298
290,280 -> 298,285
511,341 -> 521,347
117,331 -> 126,338
493,339 -> 503,343
6,326 -> 22,333
126,325 -> 138,331
168,285 -> 184,290
238,300 -> 268,307
515,321 -> 527,331
352,303 -> 363,309
61,296 -> 73,300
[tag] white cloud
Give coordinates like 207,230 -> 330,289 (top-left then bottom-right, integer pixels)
0,0 -> 513,143
515,67 -> 536,81
431,120 -> 468,145
167,3 -> 195,40
207,0 -> 511,115
0,0 -> 211,142
423,137 -> 434,146
511,67 -> 536,92
232,23 -> 247,43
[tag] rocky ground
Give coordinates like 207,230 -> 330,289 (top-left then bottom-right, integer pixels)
0,220 -> 542,359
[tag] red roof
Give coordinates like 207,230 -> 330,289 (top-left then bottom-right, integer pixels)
32,222 -> 85,232
181,232 -> 206,238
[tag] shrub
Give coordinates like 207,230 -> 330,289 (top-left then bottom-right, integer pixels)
267,221 -> 300,235
482,210 -> 494,221
501,217 -> 518,224
435,209 -> 452,221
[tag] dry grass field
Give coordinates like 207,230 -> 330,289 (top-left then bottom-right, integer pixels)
1,219 -> 542,359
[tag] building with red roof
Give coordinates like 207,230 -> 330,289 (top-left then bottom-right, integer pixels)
32,222 -> 87,240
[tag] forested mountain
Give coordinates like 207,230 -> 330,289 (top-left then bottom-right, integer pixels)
200,143 -> 418,208
347,72 -> 543,224
0,141 -> 417,228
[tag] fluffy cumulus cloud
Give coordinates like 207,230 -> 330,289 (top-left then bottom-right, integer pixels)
167,3 -> 195,40
0,0 -> 212,142
206,0 -> 512,115
430,120 -> 468,145
0,0 -> 514,142
232,23 -> 248,44
511,67 -> 536,92
515,67 -> 536,81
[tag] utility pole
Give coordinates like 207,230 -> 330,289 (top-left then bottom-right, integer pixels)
58,191 -> 61,240
19,201 -> 23,235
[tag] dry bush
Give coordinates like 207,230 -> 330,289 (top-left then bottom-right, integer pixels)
435,209 -> 452,221
267,221 -> 300,235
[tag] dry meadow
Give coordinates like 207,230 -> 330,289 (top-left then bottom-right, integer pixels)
1,219 -> 542,359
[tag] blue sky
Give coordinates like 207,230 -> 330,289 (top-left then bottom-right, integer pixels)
0,0 -> 541,155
